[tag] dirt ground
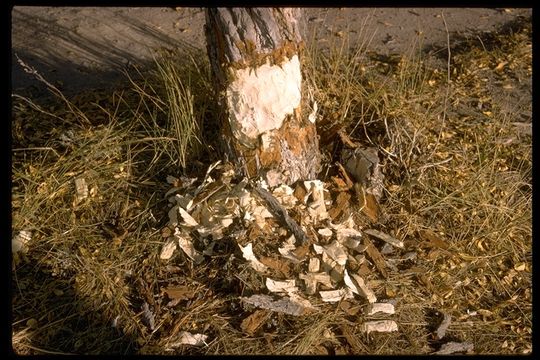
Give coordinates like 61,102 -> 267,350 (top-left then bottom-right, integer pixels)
11,7 -> 531,97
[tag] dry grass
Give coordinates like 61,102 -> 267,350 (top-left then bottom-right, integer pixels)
11,16 -> 531,355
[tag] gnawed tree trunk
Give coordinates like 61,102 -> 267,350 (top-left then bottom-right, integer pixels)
205,8 -> 320,187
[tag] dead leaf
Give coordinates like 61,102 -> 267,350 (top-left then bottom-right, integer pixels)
160,237 -> 177,260
163,285 -> 195,301
418,229 -> 449,250
339,301 -> 361,316
241,310 -> 271,336
363,237 -> 388,278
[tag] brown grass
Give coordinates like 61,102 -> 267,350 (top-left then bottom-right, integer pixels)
11,15 -> 531,355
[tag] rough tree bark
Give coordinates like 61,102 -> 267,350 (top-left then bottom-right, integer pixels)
205,8 -> 320,187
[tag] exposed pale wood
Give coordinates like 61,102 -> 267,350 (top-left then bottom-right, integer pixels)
205,8 -> 320,186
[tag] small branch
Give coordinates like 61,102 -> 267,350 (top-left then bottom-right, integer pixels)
250,182 -> 309,245
12,147 -> 60,157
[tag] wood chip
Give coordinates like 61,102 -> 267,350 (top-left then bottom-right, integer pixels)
266,278 -> 298,294
308,257 -> 320,272
240,294 -> 313,316
252,183 -> 309,245
336,162 -> 355,189
141,302 -> 155,330
259,256 -> 293,277
319,288 -> 354,303
363,237 -> 388,278
436,312 -> 452,339
241,310 -> 271,336
338,128 -> 360,148
360,320 -> 398,334
176,231 -> 204,264
239,243 -> 268,273
366,302 -> 395,315
348,272 -> 377,303
354,183 -> 379,222
172,332 -> 208,347
331,175 -> 350,191
434,341 -> 473,355
328,191 -> 351,220
364,229 -> 404,249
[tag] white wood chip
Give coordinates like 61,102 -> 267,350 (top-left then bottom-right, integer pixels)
74,177 -> 88,202
239,243 -> 268,273
361,320 -> 398,334
317,228 -> 333,238
336,228 -> 362,244
266,278 -> 298,294
313,244 -> 324,254
173,332 -> 208,347
12,230 -> 31,253
436,312 -> 452,339
366,302 -> 395,315
324,240 -> 348,266
308,258 -> 320,272
319,288 -> 354,303
350,273 -> 377,303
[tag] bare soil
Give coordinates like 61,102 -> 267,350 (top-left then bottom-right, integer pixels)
11,7 -> 531,97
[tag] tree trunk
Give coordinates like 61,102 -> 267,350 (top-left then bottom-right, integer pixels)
205,8 -> 320,187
